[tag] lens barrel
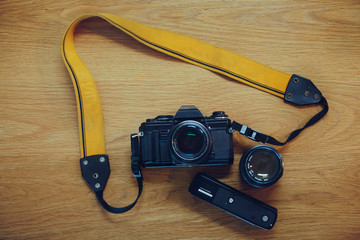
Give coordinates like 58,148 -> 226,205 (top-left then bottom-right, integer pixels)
240,145 -> 283,188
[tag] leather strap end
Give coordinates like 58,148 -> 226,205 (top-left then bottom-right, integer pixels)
284,74 -> 322,106
80,155 -> 110,192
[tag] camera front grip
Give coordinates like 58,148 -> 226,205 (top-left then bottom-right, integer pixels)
231,96 -> 328,146
79,134 -> 143,214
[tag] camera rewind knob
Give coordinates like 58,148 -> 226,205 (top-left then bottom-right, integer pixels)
155,115 -> 173,121
212,111 -> 227,118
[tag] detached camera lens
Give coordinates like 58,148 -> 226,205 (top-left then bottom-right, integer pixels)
240,145 -> 283,188
171,120 -> 210,162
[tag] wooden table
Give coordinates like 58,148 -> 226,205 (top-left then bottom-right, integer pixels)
1,1 -> 359,239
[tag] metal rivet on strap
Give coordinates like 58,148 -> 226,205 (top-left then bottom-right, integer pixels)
314,94 -> 320,100
293,78 -> 299,84
99,157 -> 105,162
287,93 -> 293,99
83,160 -> 88,166
304,90 -> 310,97
95,183 -> 100,188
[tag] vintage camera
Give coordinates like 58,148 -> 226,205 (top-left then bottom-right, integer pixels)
138,105 -> 234,167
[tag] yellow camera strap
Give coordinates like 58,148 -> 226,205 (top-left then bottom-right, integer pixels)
62,13 -> 328,213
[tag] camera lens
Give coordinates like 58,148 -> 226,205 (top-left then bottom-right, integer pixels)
171,120 -> 211,162
240,145 -> 283,188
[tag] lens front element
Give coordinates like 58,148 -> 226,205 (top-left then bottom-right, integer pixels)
248,151 -> 280,181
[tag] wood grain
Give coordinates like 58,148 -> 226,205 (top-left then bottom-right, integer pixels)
0,0 -> 359,239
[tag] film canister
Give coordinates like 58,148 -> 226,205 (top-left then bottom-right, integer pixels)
240,145 -> 283,188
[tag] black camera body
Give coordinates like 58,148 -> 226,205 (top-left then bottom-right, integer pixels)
139,105 -> 234,167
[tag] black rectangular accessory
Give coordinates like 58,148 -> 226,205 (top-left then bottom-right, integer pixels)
189,173 -> 278,230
